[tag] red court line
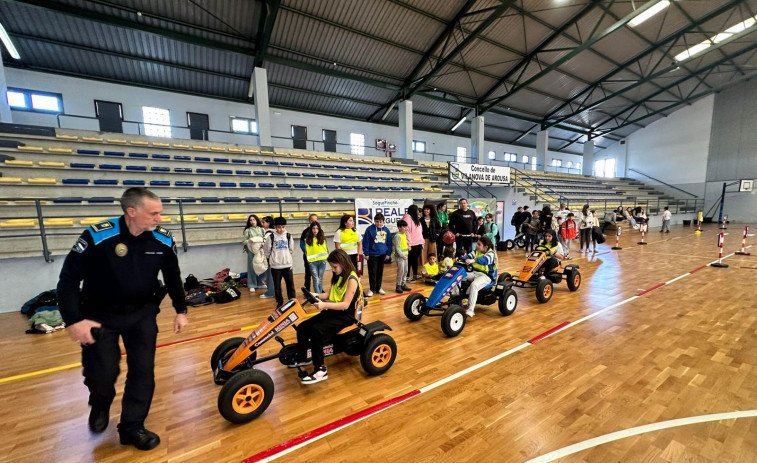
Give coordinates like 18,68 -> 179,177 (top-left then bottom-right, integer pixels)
243,389 -> 421,463
528,321 -> 570,344
637,282 -> 666,296
690,265 -> 707,274
156,328 -> 242,349
380,289 -> 423,301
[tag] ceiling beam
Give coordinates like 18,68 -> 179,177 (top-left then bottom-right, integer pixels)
254,0 -> 281,68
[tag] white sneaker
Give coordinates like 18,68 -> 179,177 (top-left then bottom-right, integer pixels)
301,368 -> 328,384
465,309 -> 475,318
249,287 -> 255,293
260,294 -> 274,299
365,290 -> 374,297
378,288 -> 386,295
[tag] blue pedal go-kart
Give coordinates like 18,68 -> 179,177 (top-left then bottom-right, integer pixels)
403,260 -> 518,337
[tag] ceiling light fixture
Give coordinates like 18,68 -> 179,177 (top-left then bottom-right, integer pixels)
0,22 -> 20,60
674,14 -> 757,62
451,116 -> 466,132
628,0 -> 670,28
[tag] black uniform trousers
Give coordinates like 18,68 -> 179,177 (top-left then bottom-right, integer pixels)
456,235 -> 474,254
296,310 -> 354,369
302,253 -> 312,292
367,255 -> 386,292
271,267 -> 296,306
82,305 -> 158,431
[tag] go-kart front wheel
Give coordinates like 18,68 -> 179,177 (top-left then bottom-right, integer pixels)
567,269 -> 581,292
441,305 -> 466,337
499,289 -> 518,316
218,369 -> 274,424
360,333 -> 397,376
211,337 -> 246,373
536,279 -> 553,303
403,293 -> 426,321
497,272 -> 512,284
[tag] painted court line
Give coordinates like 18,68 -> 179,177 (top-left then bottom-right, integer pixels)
525,410 -> 757,463
242,251 -> 748,462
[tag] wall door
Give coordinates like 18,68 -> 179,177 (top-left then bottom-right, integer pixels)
187,112 -> 209,140
323,129 -> 336,152
94,100 -> 123,133
292,125 -> 307,149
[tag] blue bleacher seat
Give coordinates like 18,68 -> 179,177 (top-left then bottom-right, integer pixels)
325,185 -> 338,190
339,185 -> 352,190
354,186 -> 366,190
235,170 -> 251,175
128,152 -> 148,158
161,198 -> 172,203
343,175 -> 356,179
286,172 -> 301,177
316,173 -> 329,178
249,160 -> 263,165
126,165 -> 147,171
270,172 -> 285,176
334,198 -> 350,202
265,161 -> 279,166
264,197 -> 278,202
197,168 -> 213,174
87,197 -> 115,203
259,183 -> 274,188
214,158 -> 229,163
276,183 -> 292,188
295,162 -> 309,167
302,197 -> 317,203
151,166 -> 170,172
245,197 -> 263,202
200,197 -> 220,203
358,167 -> 371,171
150,181 -> 170,186
331,175 -> 344,179
411,187 -> 422,191
175,167 -> 192,173
99,164 -> 122,170
280,161 -> 293,167
195,157 -> 211,162
317,197 -> 333,202
283,197 -> 299,202
220,182 -> 236,187
379,186 -> 391,191
390,187 -> 401,191
217,169 -> 233,174
253,171 -> 268,175
53,197 -> 83,203
293,184 -> 308,189
357,176 -> 369,180
309,163 -> 322,168
177,197 -> 197,203
175,181 -> 194,187
310,184 -> 324,189
369,176 -> 380,180
198,182 -> 216,187
346,166 -> 359,171
322,165 -> 336,169
303,173 -> 316,177
123,180 -> 145,186
95,179 -> 119,185
224,197 -> 242,202
366,186 -> 378,191
104,151 -> 125,157
401,187 -> 412,191
71,163 -> 95,169
240,182 -> 256,188
62,179 -> 89,184
175,155 -> 191,161
152,154 -> 170,160
77,149 -> 99,155
231,159 -> 246,164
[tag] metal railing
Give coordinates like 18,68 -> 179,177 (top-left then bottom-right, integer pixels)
510,167 -> 561,204
627,168 -> 699,198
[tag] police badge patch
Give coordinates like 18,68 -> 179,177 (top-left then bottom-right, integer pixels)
115,243 -> 128,257
72,237 -> 88,253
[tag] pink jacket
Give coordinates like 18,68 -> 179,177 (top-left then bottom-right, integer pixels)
402,213 -> 424,246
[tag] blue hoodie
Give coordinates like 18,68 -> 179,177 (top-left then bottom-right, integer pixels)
362,225 -> 392,257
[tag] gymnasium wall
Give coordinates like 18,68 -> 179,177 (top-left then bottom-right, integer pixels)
5,68 -> 582,167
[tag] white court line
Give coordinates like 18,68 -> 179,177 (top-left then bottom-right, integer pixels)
665,273 -> 691,285
524,410 -> 757,463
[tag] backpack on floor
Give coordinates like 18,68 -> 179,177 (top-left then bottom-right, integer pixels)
184,274 -> 199,292
185,291 -> 212,307
212,287 -> 241,304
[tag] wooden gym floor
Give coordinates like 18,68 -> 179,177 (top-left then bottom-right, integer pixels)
0,223 -> 755,463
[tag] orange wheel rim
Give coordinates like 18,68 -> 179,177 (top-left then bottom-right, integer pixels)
371,344 -> 392,367
231,384 -> 265,415
543,285 -> 552,298
574,275 -> 580,286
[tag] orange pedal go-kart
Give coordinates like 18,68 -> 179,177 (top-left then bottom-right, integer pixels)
501,247 -> 581,303
211,288 -> 397,424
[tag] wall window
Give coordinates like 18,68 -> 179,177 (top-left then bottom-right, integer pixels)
6,88 -> 63,113
576,162 -> 581,170
230,117 -> 258,134
488,150 -> 496,160
504,152 -> 517,162
551,159 -> 562,167
566,161 -> 573,168
531,156 -> 537,170
350,133 -> 365,155
142,106 -> 171,138
412,140 -> 426,153
456,147 -> 467,163
594,158 -> 615,178
521,155 -> 529,164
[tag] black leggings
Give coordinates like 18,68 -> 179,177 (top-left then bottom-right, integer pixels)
296,310 -> 354,369
579,228 -> 592,250
407,244 -> 422,278
542,256 -> 560,274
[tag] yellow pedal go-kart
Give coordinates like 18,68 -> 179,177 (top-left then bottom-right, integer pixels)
501,247 -> 581,303
211,288 -> 397,423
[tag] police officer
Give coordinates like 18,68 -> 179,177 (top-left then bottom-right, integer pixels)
57,187 -> 188,451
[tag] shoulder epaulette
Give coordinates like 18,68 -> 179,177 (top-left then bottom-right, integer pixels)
88,218 -> 120,245
152,226 -> 174,247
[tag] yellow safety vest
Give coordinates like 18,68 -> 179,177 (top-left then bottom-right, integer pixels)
471,250 -> 496,275
424,262 -> 439,276
305,239 -> 328,262
328,271 -> 364,321
398,233 -> 408,256
340,228 -> 359,251
539,241 -> 557,257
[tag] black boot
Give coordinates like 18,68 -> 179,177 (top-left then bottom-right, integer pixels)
88,405 -> 110,433
119,427 -> 161,451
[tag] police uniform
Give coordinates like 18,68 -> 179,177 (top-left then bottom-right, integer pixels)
57,216 -> 187,433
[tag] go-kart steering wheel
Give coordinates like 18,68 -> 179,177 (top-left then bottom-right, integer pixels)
534,245 -> 552,257
301,287 -> 320,305
455,258 -> 474,272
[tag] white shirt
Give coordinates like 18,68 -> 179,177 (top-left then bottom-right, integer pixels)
662,210 -> 672,221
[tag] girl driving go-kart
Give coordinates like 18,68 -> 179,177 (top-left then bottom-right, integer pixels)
454,236 -> 497,318
537,229 -> 565,273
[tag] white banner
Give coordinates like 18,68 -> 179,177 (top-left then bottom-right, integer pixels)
450,162 -> 511,185
355,198 -> 415,234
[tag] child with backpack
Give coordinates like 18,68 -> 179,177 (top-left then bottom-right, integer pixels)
263,216 -> 295,306
558,212 -> 577,260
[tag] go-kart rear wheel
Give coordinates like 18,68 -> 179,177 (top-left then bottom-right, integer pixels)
498,289 -> 518,316
211,337 -> 246,372
504,239 -> 515,250
536,279 -> 553,303
403,293 -> 426,321
441,305 -> 466,337
567,269 -> 581,292
515,236 -> 526,248
217,369 -> 274,424
360,333 -> 397,376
